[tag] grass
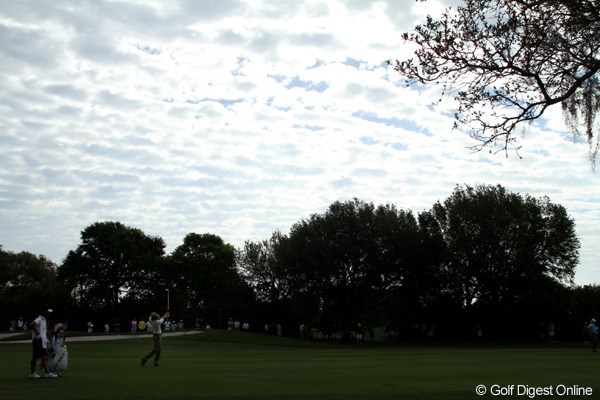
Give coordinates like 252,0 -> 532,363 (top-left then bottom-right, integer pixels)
0,330 -> 598,399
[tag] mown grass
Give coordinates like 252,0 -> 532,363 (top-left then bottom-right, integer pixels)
0,330 -> 597,400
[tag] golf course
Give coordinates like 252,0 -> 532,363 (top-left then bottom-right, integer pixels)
0,330 -> 597,399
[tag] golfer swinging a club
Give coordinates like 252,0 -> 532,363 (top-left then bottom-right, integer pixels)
141,310 -> 169,367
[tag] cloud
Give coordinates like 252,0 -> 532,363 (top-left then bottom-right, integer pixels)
0,0 -> 598,285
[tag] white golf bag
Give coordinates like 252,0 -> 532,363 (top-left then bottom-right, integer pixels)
47,323 -> 68,375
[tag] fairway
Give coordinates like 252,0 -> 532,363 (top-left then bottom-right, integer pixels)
0,332 -> 598,400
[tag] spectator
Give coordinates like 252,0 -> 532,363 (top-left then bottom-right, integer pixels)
548,321 -> 556,343
356,323 -> 364,345
587,319 -> 598,352
583,321 -> 590,344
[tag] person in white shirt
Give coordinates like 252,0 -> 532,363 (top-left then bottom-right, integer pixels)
140,311 -> 169,367
29,306 -> 58,379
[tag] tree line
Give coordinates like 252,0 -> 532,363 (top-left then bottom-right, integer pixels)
1,184 -> 598,341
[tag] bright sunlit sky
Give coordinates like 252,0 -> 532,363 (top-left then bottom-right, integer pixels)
0,0 -> 598,285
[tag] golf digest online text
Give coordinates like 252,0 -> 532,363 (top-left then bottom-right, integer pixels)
475,385 -> 593,398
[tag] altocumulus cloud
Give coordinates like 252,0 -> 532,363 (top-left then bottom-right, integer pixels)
0,0 -> 598,284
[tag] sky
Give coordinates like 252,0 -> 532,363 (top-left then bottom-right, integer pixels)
0,0 -> 598,285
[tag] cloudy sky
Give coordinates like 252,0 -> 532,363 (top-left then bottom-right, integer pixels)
1,0 -> 598,285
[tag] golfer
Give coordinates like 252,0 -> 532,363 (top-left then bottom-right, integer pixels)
30,306 -> 58,379
141,311 -> 169,367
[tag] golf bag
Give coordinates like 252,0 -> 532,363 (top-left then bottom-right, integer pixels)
47,323 -> 68,375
